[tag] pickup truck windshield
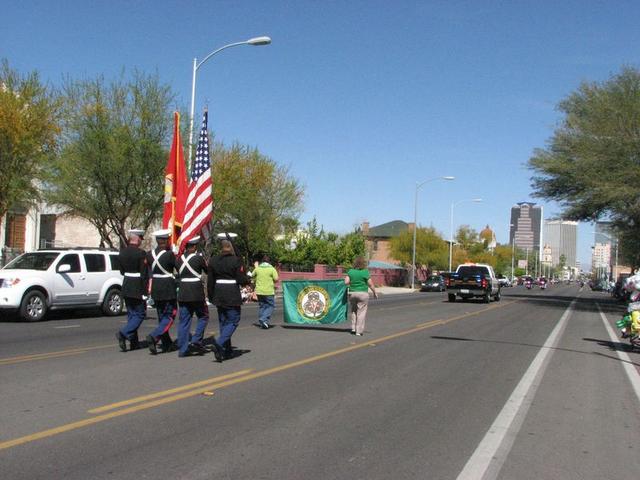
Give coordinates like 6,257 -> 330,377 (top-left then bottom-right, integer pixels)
3,252 -> 60,271
456,266 -> 489,276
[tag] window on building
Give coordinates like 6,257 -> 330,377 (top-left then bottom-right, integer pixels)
5,214 -> 26,251
373,240 -> 378,251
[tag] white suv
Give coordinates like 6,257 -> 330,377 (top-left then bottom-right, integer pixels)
0,249 -> 124,321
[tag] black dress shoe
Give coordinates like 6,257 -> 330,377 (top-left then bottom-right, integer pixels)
161,341 -> 178,353
130,339 -> 141,351
116,332 -> 127,352
189,343 -> 206,356
147,334 -> 158,355
211,342 -> 224,363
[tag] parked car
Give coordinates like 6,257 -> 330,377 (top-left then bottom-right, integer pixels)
0,248 -> 124,321
420,274 -> 446,292
497,275 -> 512,288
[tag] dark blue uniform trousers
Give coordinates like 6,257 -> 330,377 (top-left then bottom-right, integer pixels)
177,301 -> 209,356
216,306 -> 241,353
150,300 -> 176,340
120,298 -> 146,340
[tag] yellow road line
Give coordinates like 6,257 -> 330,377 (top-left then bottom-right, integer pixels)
89,369 -> 253,413
0,300 -> 517,451
0,344 -> 113,366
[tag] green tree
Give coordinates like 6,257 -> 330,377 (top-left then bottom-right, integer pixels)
271,219 -> 365,269
211,142 -> 304,260
528,67 -> 640,265
455,225 -> 479,251
389,227 -> 448,270
0,59 -> 60,217
46,71 -> 174,247
558,254 -> 567,270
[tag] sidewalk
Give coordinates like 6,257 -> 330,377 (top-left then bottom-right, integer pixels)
376,286 -> 415,295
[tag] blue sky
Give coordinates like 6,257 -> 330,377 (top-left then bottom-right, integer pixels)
3,0 -> 639,268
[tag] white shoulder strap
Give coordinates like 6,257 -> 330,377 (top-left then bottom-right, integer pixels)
179,253 -> 200,278
151,250 -> 172,277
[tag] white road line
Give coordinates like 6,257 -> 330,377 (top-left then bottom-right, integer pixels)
597,305 -> 640,403
53,325 -> 81,329
456,299 -> 576,480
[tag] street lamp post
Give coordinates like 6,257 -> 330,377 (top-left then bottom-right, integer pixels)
188,36 -> 271,170
509,223 -> 515,281
448,198 -> 482,272
410,176 -> 455,290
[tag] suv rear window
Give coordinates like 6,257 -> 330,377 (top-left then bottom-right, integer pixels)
457,266 -> 490,276
84,253 -> 106,272
109,254 -> 120,271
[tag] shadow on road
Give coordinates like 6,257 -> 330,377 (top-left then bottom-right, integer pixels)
430,334 -> 640,368
281,325 -> 353,333
502,291 -> 625,315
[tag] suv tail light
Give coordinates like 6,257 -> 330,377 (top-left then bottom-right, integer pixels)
481,278 -> 488,289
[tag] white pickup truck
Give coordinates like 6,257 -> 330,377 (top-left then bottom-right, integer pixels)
445,263 -> 501,303
0,249 -> 124,321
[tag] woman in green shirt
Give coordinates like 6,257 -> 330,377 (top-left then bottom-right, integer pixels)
344,256 -> 377,336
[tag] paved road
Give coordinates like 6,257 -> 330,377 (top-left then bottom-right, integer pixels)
1,285 -> 639,479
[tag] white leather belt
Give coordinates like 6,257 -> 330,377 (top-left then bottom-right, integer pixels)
181,278 -> 201,282
124,272 -> 141,277
153,274 -> 173,278
216,279 -> 236,284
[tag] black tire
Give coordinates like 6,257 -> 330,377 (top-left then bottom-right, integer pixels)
102,288 -> 124,316
448,294 -> 456,302
483,292 -> 491,303
19,290 -> 47,322
494,290 -> 501,302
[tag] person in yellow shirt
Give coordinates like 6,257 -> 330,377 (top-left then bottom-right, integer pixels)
252,254 -> 279,329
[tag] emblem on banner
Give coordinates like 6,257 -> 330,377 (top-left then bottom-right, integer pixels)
296,286 -> 330,321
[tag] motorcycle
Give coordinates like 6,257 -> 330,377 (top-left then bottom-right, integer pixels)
525,280 -> 532,290
540,281 -> 547,290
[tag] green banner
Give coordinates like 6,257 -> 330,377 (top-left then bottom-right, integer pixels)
282,279 -> 348,324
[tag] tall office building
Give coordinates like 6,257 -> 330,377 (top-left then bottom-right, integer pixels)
595,221 -> 614,245
509,202 -> 543,256
543,220 -> 578,267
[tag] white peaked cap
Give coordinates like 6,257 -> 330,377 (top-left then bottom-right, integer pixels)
153,229 -> 171,239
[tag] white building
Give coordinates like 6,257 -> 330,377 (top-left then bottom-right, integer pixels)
0,203 -> 103,266
543,220 -> 578,268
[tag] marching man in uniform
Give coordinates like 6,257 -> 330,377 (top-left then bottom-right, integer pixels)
116,229 -> 148,352
207,239 -> 250,362
176,236 -> 210,357
146,229 -> 178,354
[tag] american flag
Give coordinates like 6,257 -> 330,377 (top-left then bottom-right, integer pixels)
177,110 -> 213,252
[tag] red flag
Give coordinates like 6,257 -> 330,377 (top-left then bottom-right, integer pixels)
177,110 -> 213,254
162,112 -> 189,246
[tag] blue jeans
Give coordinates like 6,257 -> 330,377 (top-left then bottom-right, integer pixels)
257,295 -> 275,326
177,302 -> 209,355
216,306 -> 241,352
150,300 -> 176,340
121,298 -> 146,340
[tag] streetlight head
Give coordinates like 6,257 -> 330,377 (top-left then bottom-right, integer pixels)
247,36 -> 271,46
472,198 -> 483,202
443,176 -> 455,180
